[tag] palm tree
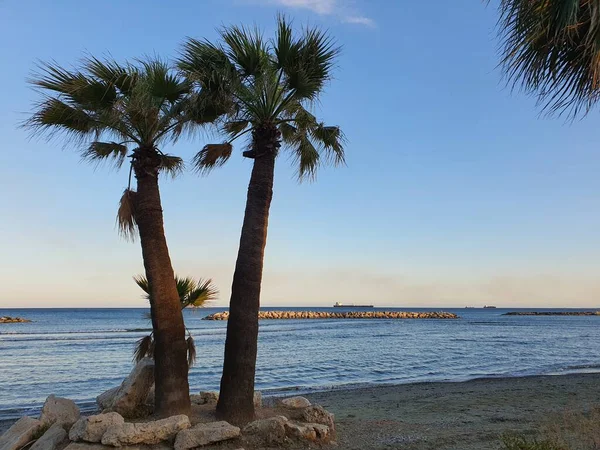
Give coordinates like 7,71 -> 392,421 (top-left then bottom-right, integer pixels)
496,0 -> 600,117
133,275 -> 218,367
26,56 -> 223,417
178,16 -> 345,423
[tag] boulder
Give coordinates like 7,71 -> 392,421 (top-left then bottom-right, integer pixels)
145,386 -> 155,406
196,391 -> 219,405
174,421 -> 240,450
40,395 -> 80,427
98,359 -> 154,418
0,417 -> 42,450
63,444 -> 109,450
279,396 -> 311,409
241,416 -> 287,446
284,422 -> 330,442
300,405 -> 335,434
96,388 -> 119,411
101,415 -> 190,447
253,392 -> 262,408
30,423 -> 68,450
69,413 -> 125,443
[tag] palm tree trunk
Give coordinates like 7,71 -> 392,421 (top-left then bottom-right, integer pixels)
216,126 -> 278,424
133,151 -> 191,418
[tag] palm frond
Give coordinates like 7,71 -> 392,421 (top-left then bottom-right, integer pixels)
82,141 -> 129,167
182,278 -> 219,308
158,154 -> 184,178
310,124 -> 346,165
133,274 -> 150,298
133,334 -> 154,362
497,0 -> 600,116
116,188 -> 137,241
27,98 -> 98,137
220,24 -> 268,77
192,143 -> 233,174
223,120 -> 249,137
294,135 -> 320,181
186,336 -> 196,368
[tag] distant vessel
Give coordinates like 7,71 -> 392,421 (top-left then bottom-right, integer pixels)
484,305 -> 497,309
465,306 -> 475,309
333,302 -> 374,308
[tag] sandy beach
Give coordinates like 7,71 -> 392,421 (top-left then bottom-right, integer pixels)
2,373 -> 599,448
302,373 -> 600,449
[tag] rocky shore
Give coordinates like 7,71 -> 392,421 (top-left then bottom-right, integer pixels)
0,358 -> 337,450
0,316 -> 31,323
504,311 -> 600,316
203,311 -> 459,320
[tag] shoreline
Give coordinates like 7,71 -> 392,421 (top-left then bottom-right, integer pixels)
3,371 -> 600,442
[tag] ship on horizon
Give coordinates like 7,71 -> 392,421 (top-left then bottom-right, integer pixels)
333,302 -> 374,308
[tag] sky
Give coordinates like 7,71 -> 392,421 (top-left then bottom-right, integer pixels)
0,0 -> 599,308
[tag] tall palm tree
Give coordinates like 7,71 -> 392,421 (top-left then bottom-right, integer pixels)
496,0 -> 600,117
133,275 -> 218,367
178,16 -> 345,423
26,56 -> 222,417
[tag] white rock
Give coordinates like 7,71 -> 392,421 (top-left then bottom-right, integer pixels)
0,417 -> 42,450
253,392 -> 262,408
40,395 -> 80,427
68,413 -> 125,443
301,405 -> 335,434
280,396 -> 311,409
174,421 -> 240,450
30,423 -> 68,450
284,422 -> 330,442
99,359 -> 154,418
101,415 -> 190,447
241,416 -> 287,446
196,391 -> 219,405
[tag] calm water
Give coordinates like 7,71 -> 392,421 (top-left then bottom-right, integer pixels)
1,307 -> 600,420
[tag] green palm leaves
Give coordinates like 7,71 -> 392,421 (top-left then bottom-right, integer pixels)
133,275 -> 218,367
497,0 -> 600,117
133,274 -> 219,309
178,15 -> 346,179
26,57 -> 214,240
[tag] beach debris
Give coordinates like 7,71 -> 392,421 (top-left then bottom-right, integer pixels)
95,358 -> 154,418
279,396 -> 311,409
174,421 -> 240,450
69,413 -> 124,443
0,416 -> 42,450
0,316 -> 31,323
30,423 -> 68,450
241,416 -> 287,446
203,311 -> 459,320
284,421 -> 330,442
101,414 -> 190,447
40,395 -> 80,427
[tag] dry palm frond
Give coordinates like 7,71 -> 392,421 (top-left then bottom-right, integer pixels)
133,334 -> 154,362
158,154 -> 184,179
192,143 -> 233,174
117,189 -> 137,241
186,335 -> 196,368
82,141 -> 129,168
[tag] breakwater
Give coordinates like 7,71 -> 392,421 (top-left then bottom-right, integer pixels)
203,311 -> 459,320
0,316 -> 31,323
504,311 -> 600,316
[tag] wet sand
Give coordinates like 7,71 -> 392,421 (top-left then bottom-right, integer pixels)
304,373 -> 600,449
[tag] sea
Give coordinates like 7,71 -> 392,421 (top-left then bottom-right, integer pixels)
1,307 -> 599,421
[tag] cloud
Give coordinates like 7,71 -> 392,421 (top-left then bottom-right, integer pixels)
342,15 -> 375,27
256,0 -> 375,27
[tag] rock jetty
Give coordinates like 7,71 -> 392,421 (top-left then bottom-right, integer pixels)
203,311 -> 459,320
0,316 -> 31,323
504,311 -> 600,316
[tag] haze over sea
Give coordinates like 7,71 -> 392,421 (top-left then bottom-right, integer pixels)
1,307 -> 599,421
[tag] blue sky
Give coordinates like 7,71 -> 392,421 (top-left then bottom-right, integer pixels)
1,0 -> 599,308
